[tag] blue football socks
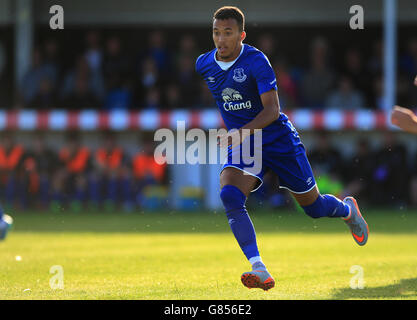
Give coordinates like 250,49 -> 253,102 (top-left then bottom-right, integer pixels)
220,185 -> 260,261
302,194 -> 350,219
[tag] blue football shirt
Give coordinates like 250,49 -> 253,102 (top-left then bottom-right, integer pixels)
196,44 -> 301,153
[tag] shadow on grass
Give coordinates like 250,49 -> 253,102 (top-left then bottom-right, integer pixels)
331,278 -> 417,300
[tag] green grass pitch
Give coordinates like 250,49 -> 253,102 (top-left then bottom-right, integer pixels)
1,208 -> 417,300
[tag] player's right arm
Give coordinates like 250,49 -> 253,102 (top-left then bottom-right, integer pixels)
391,106 -> 417,134
390,75 -> 417,134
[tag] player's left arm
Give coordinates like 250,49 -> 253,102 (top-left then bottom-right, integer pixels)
239,88 -> 280,134
219,53 -> 280,148
240,52 -> 281,135
218,89 -> 280,148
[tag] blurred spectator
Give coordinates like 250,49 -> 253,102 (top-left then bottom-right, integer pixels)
43,38 -> 61,81
409,78 -> 417,108
373,75 -> 384,110
410,150 -> 417,208
272,57 -> 298,109
53,134 -> 91,211
0,133 -> 27,209
132,139 -> 167,208
367,40 -> 383,78
103,37 -> 133,110
103,36 -> 131,91
0,40 -> 5,77
342,138 -> 374,204
28,78 -> 57,109
140,57 -> 160,89
63,74 -> 101,109
133,57 -> 161,107
143,87 -> 161,110
370,132 -> 409,206
300,37 -> 335,108
23,135 -> 58,208
308,132 -> 343,180
399,39 -> 417,107
146,30 -> 171,75
0,40 -> 11,107
164,83 -> 182,110
104,85 -> 132,110
89,132 -> 132,211
84,30 -> 103,75
308,132 -> 344,197
177,55 -> 199,107
325,75 -> 365,109
20,48 -> 58,106
195,80 -> 216,109
342,47 -> 371,106
176,34 -> 199,64
400,37 -> 417,77
61,55 -> 105,104
257,34 -> 276,58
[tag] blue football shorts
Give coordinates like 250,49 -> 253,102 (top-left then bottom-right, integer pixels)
221,134 -> 317,194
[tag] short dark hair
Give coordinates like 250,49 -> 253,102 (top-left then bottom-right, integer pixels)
213,6 -> 245,32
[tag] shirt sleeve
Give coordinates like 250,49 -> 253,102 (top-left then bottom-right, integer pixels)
252,52 -> 278,95
195,54 -> 204,75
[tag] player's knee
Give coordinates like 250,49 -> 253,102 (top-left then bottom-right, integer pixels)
220,185 -> 246,214
302,195 -> 327,219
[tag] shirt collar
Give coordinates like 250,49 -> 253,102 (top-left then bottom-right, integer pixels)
214,44 -> 245,71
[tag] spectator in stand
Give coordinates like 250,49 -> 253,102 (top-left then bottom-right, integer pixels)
372,75 -> 385,110
0,40 -> 11,107
143,87 -> 161,110
342,47 -> 371,106
272,57 -> 298,109
20,48 -> 57,107
325,75 -> 365,110
257,33 -> 276,59
370,132 -> 409,206
410,150 -> 417,207
164,83 -> 182,110
400,38 -> 417,78
194,80 -> 216,109
397,37 -> 417,109
103,36 -> 130,88
300,37 -> 335,108
147,30 -> 171,76
103,36 -> 132,109
367,40 -> 383,77
89,132 -> 132,211
133,57 -> 161,107
23,135 -> 58,209
307,132 -> 344,197
176,34 -> 199,65
84,30 -> 103,76
177,55 -> 199,108
52,134 -> 91,211
43,38 -> 61,83
141,57 -> 160,89
308,132 -> 343,180
104,78 -> 132,110
61,55 -> 104,107
63,74 -> 101,109
28,77 -> 57,109
131,139 -> 167,208
341,138 -> 374,204
0,133 -> 27,209
83,31 -> 105,101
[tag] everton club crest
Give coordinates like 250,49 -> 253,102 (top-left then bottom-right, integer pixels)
233,68 -> 247,83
